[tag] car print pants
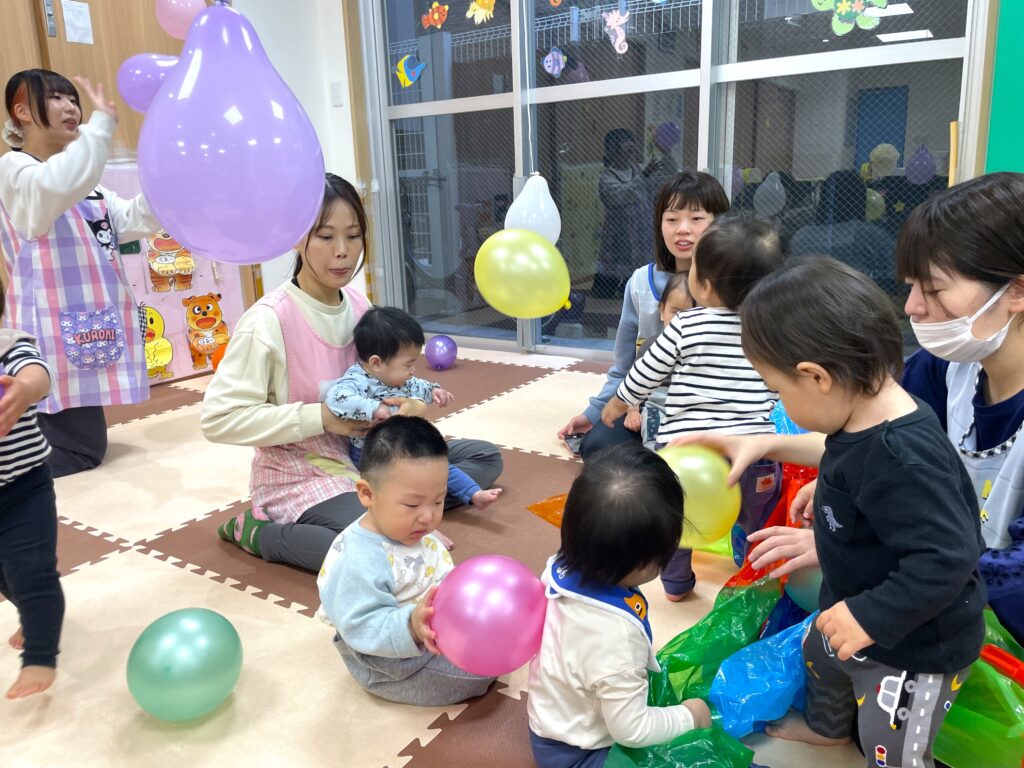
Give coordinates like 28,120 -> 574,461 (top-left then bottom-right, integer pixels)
802,625 -> 968,768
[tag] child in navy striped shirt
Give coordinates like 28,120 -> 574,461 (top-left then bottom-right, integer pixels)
0,288 -> 63,699
602,214 -> 784,598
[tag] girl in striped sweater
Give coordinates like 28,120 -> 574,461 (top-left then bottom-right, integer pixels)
0,287 -> 63,699
602,214 -> 784,599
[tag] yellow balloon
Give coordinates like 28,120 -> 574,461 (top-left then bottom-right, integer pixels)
866,189 -> 885,221
657,445 -> 741,548
475,229 -> 571,319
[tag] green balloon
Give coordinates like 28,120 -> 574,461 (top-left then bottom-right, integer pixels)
785,566 -> 824,613
126,608 -> 242,721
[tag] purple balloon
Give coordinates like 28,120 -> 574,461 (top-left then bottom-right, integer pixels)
431,555 -> 547,677
905,144 -> 937,186
425,335 -> 457,370
138,4 -> 325,265
117,54 -> 179,113
653,121 -> 681,152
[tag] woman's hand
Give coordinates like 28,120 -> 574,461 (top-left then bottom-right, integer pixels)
666,432 -> 773,486
320,404 -> 371,438
747,526 -> 818,578
73,76 -> 117,121
557,414 -> 592,441
790,479 -> 817,526
383,397 -> 427,418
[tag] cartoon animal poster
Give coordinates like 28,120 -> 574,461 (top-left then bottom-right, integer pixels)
100,162 -> 245,386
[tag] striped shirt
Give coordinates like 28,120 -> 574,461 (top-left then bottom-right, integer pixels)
0,337 -> 52,485
616,306 -> 776,442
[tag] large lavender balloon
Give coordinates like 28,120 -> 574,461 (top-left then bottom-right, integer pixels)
138,3 -> 325,264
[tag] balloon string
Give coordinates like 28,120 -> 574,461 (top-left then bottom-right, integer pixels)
522,0 -> 535,174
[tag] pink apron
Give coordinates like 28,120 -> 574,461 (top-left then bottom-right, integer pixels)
0,189 -> 147,413
249,285 -> 370,524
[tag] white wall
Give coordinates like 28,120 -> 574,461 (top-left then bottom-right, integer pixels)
779,59 -> 962,180
233,0 -> 365,295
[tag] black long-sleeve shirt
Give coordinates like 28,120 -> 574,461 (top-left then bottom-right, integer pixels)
814,398 -> 986,673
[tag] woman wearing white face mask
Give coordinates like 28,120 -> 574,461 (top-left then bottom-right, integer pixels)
673,172 -> 1024,645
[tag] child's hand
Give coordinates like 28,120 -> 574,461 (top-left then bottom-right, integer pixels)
790,479 -> 816,527
411,586 -> 440,654
817,601 -> 873,660
73,76 -> 117,121
624,406 -> 643,432
682,698 -> 712,730
747,526 -> 818,578
0,368 -> 49,438
432,388 -> 455,408
601,397 -> 629,427
667,432 -> 768,486
372,403 -> 392,422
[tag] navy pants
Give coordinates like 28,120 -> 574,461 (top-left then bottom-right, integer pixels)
0,464 -> 64,668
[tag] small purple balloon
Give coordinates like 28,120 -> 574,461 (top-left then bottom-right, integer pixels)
425,335 -> 458,370
431,555 -> 546,677
138,4 -> 325,264
117,54 -> 179,113
905,144 -> 937,186
653,121 -> 681,152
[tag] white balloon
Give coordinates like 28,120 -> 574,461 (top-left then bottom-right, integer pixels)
753,171 -> 786,217
505,173 -> 561,245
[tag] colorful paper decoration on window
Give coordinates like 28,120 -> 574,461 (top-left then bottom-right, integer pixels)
602,9 -> 629,54
394,54 -> 426,88
812,0 -> 887,36
466,0 -> 495,25
421,2 -> 448,29
542,46 -> 567,77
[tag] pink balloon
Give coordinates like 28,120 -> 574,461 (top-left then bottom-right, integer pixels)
138,4 -> 325,264
432,555 -> 546,677
117,53 -> 178,113
155,0 -> 206,40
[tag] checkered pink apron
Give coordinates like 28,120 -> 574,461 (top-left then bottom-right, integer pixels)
0,190 -> 148,413
249,285 -> 370,524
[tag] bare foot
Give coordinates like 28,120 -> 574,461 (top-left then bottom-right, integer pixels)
665,589 -> 694,603
9,627 -> 24,651
765,711 -> 851,747
435,530 -> 455,551
471,488 -> 502,511
6,666 -> 56,699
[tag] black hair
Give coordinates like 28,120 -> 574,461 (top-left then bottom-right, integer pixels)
0,285 -> 5,318
660,271 -> 690,307
653,172 -> 731,272
691,213 -> 784,310
293,173 -> 368,279
816,170 -> 867,224
559,442 -> 683,586
741,257 -> 904,396
4,69 -> 79,134
359,416 -> 448,484
603,128 -> 636,168
895,171 -> 1024,288
354,306 -> 425,362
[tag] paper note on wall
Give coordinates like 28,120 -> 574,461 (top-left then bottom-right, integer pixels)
62,0 -> 94,45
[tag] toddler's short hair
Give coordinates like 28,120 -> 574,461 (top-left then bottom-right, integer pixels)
560,442 -> 683,585
354,307 -> 425,362
693,214 -> 784,310
360,416 -> 448,484
740,257 -> 904,396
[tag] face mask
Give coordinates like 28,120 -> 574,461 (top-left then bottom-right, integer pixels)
911,283 -> 1013,363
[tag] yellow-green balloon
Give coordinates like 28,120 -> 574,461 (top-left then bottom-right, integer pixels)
126,608 -> 242,721
657,445 -> 741,548
866,189 -> 885,221
475,229 -> 570,319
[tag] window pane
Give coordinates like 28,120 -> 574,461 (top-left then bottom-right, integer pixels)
725,0 -> 969,63
394,110 -> 516,339
384,0 -> 513,106
533,0 -> 701,85
536,89 -> 700,348
721,59 -> 963,346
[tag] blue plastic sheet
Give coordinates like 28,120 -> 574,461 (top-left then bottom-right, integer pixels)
708,612 -> 817,739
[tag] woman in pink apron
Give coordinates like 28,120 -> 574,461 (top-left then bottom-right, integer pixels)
202,175 -> 503,572
1,70 -> 157,477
